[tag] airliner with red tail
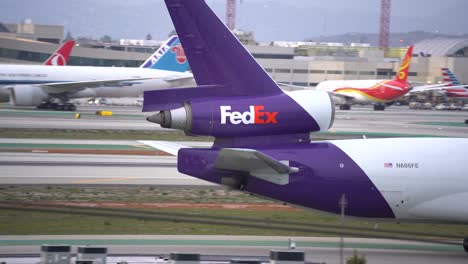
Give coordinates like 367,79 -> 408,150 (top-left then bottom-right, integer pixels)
315,46 -> 414,111
43,40 -> 75,66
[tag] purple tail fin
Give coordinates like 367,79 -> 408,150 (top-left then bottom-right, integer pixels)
165,0 -> 281,96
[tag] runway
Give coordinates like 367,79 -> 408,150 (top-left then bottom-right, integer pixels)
331,107 -> 468,137
0,151 -> 213,186
1,106 -> 468,263
1,105 -> 467,136
0,235 -> 466,264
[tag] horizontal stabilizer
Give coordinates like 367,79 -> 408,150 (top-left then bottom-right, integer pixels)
138,140 -> 189,156
214,148 -> 299,185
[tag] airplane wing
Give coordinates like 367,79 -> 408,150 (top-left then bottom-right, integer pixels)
276,82 -> 308,91
409,84 -> 468,94
381,83 -> 406,91
38,77 -> 154,94
163,74 -> 194,82
138,140 -> 190,156
328,91 -> 355,100
214,148 -> 299,185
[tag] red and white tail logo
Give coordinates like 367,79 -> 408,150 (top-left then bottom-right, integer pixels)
43,40 -> 75,66
48,53 -> 66,66
171,45 -> 187,64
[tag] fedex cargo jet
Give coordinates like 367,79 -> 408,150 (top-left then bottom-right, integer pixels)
315,47 -> 414,111
0,36 -> 193,111
141,0 -> 468,252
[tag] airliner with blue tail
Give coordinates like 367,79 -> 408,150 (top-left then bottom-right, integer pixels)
0,36 -> 193,110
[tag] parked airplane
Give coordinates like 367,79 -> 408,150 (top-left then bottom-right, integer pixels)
142,0 -> 468,252
43,40 -> 76,66
140,35 -> 188,72
0,40 -> 76,103
315,47 -> 414,111
439,68 -> 468,98
0,36 -> 193,111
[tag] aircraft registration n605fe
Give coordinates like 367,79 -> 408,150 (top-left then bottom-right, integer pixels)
142,0 -> 468,252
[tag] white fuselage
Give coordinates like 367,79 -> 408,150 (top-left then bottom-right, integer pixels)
0,64 -> 195,99
315,79 -> 387,104
331,138 -> 468,223
316,79 -> 384,92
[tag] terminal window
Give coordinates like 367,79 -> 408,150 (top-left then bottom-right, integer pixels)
359,71 -> 375,75
326,70 -> 343,75
293,69 -> 308,74
275,68 -> 291,73
310,70 -> 325,74
292,82 -> 308,86
344,71 -> 357,75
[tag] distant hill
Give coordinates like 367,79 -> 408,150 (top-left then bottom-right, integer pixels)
304,31 -> 468,47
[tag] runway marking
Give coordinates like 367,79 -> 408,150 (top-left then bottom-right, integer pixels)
31,150 -> 48,153
72,177 -> 141,184
135,144 -> 153,149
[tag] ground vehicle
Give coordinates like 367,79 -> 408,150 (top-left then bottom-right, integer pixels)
435,103 -> 450,110
409,102 -> 421,109
409,102 -> 432,110
449,103 -> 462,111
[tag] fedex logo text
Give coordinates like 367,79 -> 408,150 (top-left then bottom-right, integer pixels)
220,106 -> 278,125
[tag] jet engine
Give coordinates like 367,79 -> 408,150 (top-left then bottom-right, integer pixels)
10,85 -> 48,106
147,90 -> 335,137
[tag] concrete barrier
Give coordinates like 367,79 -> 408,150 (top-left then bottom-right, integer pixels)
169,252 -> 200,264
230,258 -> 262,264
269,250 -> 305,264
41,244 -> 71,264
77,246 -> 107,264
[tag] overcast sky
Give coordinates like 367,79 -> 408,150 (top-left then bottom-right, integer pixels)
1,0 -> 467,41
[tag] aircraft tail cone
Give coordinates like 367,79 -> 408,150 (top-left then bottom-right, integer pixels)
147,112 -> 166,125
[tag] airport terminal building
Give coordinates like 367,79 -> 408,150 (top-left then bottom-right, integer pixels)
1,21 -> 467,87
